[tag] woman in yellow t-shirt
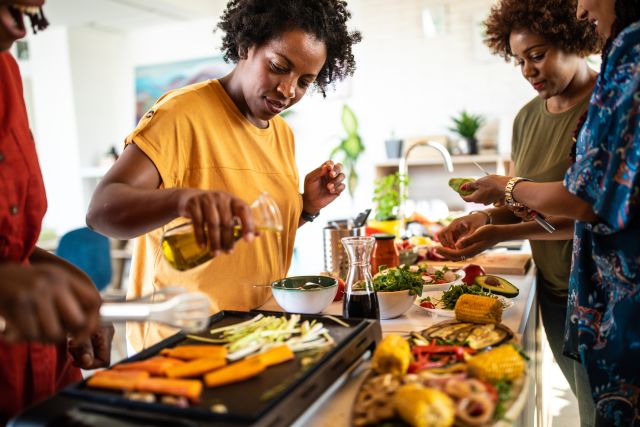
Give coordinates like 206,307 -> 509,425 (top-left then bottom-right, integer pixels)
86,0 -> 362,350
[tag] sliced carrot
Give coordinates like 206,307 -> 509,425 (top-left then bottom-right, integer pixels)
165,358 -> 227,379
135,378 -> 203,402
112,356 -> 185,376
87,370 -> 150,391
160,345 -> 227,360
248,345 -> 295,368
204,358 -> 265,388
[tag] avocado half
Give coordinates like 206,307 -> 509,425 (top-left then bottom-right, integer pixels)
448,178 -> 475,196
475,275 -> 519,298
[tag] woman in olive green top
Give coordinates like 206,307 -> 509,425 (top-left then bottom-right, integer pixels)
437,0 -> 600,425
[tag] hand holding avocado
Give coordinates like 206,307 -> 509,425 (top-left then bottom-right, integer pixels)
456,175 -> 512,205
448,178 -> 476,196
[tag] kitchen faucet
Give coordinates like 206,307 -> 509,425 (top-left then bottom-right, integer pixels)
398,139 -> 454,237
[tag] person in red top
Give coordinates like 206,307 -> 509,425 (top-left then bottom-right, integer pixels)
0,0 -> 111,423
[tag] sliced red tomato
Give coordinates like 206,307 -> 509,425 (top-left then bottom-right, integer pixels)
420,301 -> 435,309
333,278 -> 345,301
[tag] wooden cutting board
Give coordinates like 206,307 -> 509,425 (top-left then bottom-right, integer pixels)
426,252 -> 532,275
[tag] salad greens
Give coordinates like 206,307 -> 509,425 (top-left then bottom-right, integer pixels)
372,265 -> 424,296
437,284 -> 497,310
493,379 -> 513,420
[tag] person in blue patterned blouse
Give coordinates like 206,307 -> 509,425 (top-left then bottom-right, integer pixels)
457,0 -> 640,425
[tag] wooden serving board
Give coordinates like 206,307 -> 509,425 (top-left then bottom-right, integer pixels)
427,252 -> 532,275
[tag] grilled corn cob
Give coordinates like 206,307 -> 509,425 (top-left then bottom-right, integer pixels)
371,334 -> 411,375
394,384 -> 455,427
454,294 -> 502,324
467,345 -> 525,382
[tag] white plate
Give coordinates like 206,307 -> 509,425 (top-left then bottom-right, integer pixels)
415,290 -> 514,318
420,269 -> 465,292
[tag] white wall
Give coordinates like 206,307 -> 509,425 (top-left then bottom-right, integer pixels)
68,27 -> 133,168
22,27 -> 86,234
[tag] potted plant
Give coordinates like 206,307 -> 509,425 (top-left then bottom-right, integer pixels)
368,172 -> 410,236
449,110 -> 485,155
329,105 -> 365,198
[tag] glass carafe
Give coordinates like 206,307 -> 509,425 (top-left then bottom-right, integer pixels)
161,192 -> 283,271
341,236 -> 379,319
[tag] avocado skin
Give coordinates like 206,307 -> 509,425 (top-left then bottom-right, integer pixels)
448,178 -> 475,196
475,275 -> 520,298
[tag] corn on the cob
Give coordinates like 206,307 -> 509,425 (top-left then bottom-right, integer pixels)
454,294 -> 502,324
467,345 -> 525,382
371,334 -> 411,375
394,384 -> 455,427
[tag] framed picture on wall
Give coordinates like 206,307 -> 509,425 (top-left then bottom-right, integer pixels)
135,56 -> 233,122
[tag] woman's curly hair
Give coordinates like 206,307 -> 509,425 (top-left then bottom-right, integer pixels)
484,0 -> 601,62
612,0 -> 640,39
217,0 -> 361,96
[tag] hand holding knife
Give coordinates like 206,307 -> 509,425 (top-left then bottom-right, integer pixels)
472,161 -> 555,233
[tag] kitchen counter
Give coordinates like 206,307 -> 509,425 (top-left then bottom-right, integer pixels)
10,263 -> 538,427
259,265 -> 539,427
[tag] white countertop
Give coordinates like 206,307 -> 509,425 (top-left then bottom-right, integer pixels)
259,266 -> 537,427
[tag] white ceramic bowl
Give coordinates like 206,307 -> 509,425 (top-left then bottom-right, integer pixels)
376,290 -> 418,320
271,275 -> 338,314
421,270 -> 466,293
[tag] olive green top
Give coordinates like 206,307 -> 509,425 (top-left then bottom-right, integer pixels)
511,94 -> 590,298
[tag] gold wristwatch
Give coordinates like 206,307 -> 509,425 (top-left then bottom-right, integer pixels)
504,177 -> 531,207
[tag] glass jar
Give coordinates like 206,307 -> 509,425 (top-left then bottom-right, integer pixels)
161,192 -> 283,271
341,236 -> 379,319
370,233 -> 399,275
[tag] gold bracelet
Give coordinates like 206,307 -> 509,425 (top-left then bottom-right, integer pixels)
504,177 -> 531,207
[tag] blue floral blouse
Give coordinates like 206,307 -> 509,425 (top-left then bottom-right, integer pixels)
563,21 -> 640,426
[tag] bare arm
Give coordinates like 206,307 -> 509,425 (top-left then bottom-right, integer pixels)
86,144 -> 183,239
463,176 -> 598,223
497,216 -> 574,240
437,217 -> 574,259
86,144 -> 255,252
511,181 -> 597,222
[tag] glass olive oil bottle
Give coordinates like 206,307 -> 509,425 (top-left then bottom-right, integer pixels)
161,193 -> 284,271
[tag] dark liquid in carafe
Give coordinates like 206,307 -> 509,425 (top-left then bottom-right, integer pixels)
343,291 -> 379,319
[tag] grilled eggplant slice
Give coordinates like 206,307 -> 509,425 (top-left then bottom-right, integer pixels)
421,321 -> 513,350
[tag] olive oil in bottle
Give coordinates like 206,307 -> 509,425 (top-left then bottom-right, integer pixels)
161,224 -> 283,271
161,192 -> 284,271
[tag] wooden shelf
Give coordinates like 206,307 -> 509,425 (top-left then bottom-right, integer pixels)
375,153 -> 507,168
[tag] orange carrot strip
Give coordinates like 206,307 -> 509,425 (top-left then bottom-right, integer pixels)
160,345 -> 227,360
87,370 -> 150,391
113,356 -> 185,376
247,345 -> 294,368
204,358 -> 265,388
165,358 -> 227,379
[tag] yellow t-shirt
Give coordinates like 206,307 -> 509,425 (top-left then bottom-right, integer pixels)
124,79 -> 302,351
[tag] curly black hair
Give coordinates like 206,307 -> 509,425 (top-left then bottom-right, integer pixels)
484,0 -> 601,62
612,0 -> 640,39
217,0 -> 361,97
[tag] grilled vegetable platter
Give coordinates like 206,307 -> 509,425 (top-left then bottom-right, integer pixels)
352,294 -> 528,427
64,310 -> 381,426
